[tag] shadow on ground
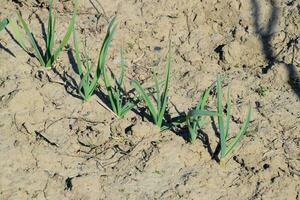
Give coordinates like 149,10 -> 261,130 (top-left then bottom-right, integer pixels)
251,0 -> 300,99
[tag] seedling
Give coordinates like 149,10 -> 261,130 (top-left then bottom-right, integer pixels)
132,45 -> 171,128
0,18 -> 9,32
186,87 -> 217,143
161,86 -> 217,142
102,48 -> 135,118
216,75 -> 252,167
73,17 -> 116,101
10,0 -> 76,69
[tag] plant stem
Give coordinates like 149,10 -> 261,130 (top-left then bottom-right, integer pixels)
220,159 -> 225,168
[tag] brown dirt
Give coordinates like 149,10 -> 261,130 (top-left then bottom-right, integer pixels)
0,0 -> 299,199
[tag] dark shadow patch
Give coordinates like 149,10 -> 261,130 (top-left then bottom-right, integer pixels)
0,42 -> 15,57
51,66 -> 82,100
251,0 -> 300,99
198,130 -> 218,161
209,116 -> 221,162
67,47 -> 80,75
35,13 -> 47,46
5,27 -> 35,58
64,177 -> 73,191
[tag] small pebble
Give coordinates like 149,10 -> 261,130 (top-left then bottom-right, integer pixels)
154,46 -> 162,52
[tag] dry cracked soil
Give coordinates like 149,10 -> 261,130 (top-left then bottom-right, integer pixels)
0,0 -> 299,199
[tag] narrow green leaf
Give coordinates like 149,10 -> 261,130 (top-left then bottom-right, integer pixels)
75,16 -> 116,101
196,119 -> 209,128
92,17 -> 117,112
187,119 -> 197,143
83,71 -> 93,98
50,16 -> 56,58
157,44 -> 171,127
225,85 -> 231,139
217,75 -> 226,159
132,80 -> 158,123
83,44 -> 91,72
160,114 -> 187,131
114,50 -> 126,116
46,2 -> 77,68
187,86 -> 213,143
115,48 -> 127,113
91,16 -> 116,89
153,74 -> 161,110
73,30 -> 83,76
118,47 -> 125,86
46,0 -> 54,60
199,86 -> 212,111
8,18 -> 27,51
120,102 -> 135,117
0,18 -> 9,31
225,103 -> 252,157
190,110 -> 217,118
114,86 -> 122,116
103,65 -> 118,114
17,11 -> 45,66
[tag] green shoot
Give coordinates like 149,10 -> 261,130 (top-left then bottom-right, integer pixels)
9,18 -> 27,50
0,18 -> 9,32
186,87 -> 217,143
160,86 -> 217,142
102,48 -> 135,118
73,17 -> 116,101
131,44 -> 171,128
10,0 -> 77,69
216,75 -> 252,167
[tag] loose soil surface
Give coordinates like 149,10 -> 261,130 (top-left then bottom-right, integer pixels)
0,0 -> 299,199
